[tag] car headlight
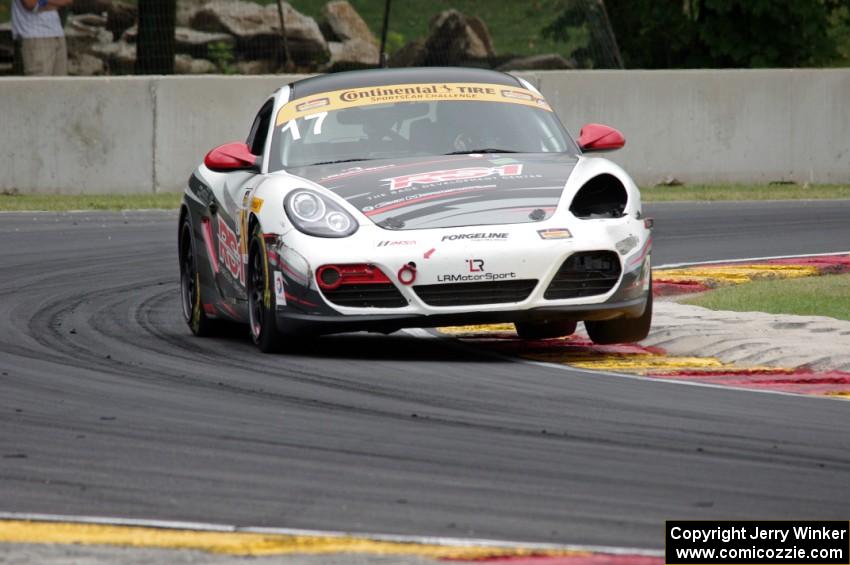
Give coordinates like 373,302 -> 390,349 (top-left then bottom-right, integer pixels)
284,190 -> 358,238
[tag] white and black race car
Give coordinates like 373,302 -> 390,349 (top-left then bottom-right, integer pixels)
179,67 -> 653,352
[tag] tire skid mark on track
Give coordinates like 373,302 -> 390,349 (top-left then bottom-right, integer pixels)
3,210 -> 850,550
11,277 -> 730,461
13,278 -> 837,479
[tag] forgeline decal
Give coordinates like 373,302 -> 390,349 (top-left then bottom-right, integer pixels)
217,216 -> 245,285
276,82 -> 552,126
441,232 -> 509,242
385,164 -> 524,191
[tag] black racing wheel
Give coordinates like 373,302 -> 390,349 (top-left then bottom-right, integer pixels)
247,226 -> 283,353
179,218 -> 219,336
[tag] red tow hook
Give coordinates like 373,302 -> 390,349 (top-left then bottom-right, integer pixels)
398,262 -> 417,285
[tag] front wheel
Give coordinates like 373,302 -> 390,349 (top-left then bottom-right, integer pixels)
515,319 -> 577,340
585,287 -> 653,345
247,227 -> 283,353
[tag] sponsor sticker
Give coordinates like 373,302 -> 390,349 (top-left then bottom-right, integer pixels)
274,271 -> 287,305
385,164 -> 523,191
276,82 -> 552,126
217,216 -> 244,285
295,97 -> 329,113
441,232 -> 509,242
436,272 -> 517,282
537,228 -> 572,240
377,240 -> 416,247
250,196 -> 264,213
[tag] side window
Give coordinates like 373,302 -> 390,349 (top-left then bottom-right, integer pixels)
246,99 -> 274,156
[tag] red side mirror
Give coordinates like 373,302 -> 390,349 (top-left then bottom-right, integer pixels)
577,123 -> 625,152
204,142 -> 259,172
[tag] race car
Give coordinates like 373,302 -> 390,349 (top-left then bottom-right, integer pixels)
179,67 -> 653,353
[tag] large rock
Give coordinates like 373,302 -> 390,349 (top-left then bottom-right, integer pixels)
176,27 -> 235,59
466,16 -> 494,56
327,38 -> 378,70
70,0 -> 137,39
175,53 -> 216,74
91,40 -> 136,74
322,0 -> 375,44
190,1 -> 327,64
177,0 -> 208,27
122,25 -> 235,60
68,53 -> 106,75
420,9 -> 495,66
497,53 -> 576,71
64,14 -> 113,53
388,38 -> 425,67
235,59 -> 276,74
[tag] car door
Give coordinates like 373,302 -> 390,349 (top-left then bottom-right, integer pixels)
213,99 -> 274,301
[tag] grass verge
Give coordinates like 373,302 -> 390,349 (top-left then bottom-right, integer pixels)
683,273 -> 850,321
0,193 -> 182,212
1,184 -> 848,211
640,184 -> 850,201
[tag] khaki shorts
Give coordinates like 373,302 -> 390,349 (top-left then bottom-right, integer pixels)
21,36 -> 67,76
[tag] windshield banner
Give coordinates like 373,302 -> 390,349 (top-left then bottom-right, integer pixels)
276,82 -> 553,126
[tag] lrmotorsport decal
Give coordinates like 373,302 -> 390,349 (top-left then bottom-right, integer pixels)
437,271 -> 517,282
276,82 -> 552,126
217,216 -> 244,285
385,164 -> 524,191
467,259 -> 485,272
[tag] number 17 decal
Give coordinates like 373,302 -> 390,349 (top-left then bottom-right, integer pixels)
281,111 -> 328,141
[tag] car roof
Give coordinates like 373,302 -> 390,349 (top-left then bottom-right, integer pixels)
288,67 -> 523,100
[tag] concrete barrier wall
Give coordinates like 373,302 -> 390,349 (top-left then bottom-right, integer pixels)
1,69 -> 848,194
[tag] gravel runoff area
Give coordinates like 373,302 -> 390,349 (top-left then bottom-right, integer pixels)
644,300 -> 850,373
647,254 -> 850,374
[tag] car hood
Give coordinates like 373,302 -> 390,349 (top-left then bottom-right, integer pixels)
285,153 -> 578,230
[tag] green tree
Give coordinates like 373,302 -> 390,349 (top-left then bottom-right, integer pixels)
545,0 -> 850,68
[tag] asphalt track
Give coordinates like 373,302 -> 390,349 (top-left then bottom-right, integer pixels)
1,200 -> 849,549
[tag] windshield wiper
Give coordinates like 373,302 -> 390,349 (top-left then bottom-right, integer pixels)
307,158 -> 374,166
443,148 -> 518,155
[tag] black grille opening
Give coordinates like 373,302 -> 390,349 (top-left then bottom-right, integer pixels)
322,283 -> 407,308
544,251 -> 621,299
414,279 -> 538,307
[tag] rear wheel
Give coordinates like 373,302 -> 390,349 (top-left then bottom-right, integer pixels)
515,319 -> 577,340
179,219 -> 218,336
247,227 -> 283,353
585,287 -> 653,345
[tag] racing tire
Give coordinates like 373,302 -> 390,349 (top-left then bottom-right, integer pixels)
247,227 -> 283,353
179,219 -> 219,337
585,285 -> 653,345
515,320 -> 577,340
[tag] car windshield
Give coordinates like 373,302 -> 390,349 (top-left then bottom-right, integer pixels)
268,82 -> 578,171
